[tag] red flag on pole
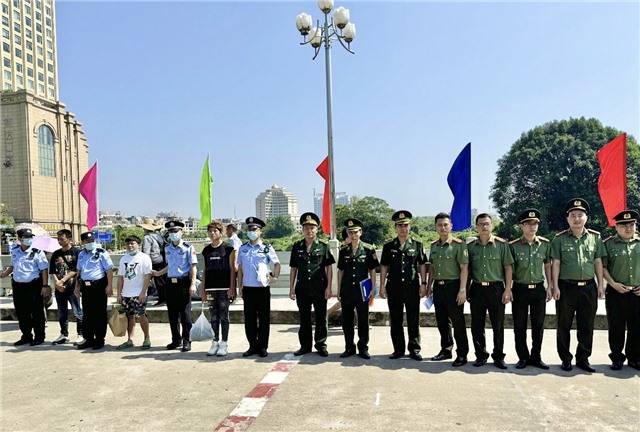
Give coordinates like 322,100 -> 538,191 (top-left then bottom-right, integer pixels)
79,162 -> 98,230
316,156 -> 330,234
597,133 -> 627,226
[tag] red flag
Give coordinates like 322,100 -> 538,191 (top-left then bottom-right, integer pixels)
597,133 -> 627,226
316,157 -> 330,234
79,162 -> 98,230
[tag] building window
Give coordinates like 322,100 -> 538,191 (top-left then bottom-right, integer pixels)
46,50 -> 52,60
2,29 -> 8,38
15,48 -> 22,58
17,75 -> 23,85
14,0 -> 21,8
25,16 -> 31,26
37,58 -> 42,67
45,17 -> 50,26
26,53 -> 32,63
28,79 -> 33,88
46,40 -> 51,49
27,67 -> 33,77
36,34 -> 41,43
2,43 -> 9,53
4,70 -> 11,80
4,82 -> 11,90
14,23 -> 20,33
16,63 -> 22,72
45,29 -> 51,38
47,76 -> 52,84
36,23 -> 41,33
15,34 -> 21,44
38,124 -> 56,177
36,1 -> 41,9
45,6 -> 50,15
2,4 -> 8,13
26,5 -> 31,14
48,88 -> 53,98
37,71 -> 43,81
3,57 -> 9,67
37,82 -> 44,93
35,11 -> 40,21
47,63 -> 52,72
13,10 -> 20,20
36,45 -> 42,54
1,16 -> 8,26
25,28 -> 31,39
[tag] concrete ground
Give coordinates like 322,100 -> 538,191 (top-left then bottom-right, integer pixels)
1,322 -> 638,432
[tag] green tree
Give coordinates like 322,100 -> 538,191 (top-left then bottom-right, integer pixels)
262,215 -> 295,239
335,196 -> 395,246
491,118 -> 640,239
111,225 -> 145,250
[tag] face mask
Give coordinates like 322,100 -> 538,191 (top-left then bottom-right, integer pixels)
247,231 -> 259,241
85,242 -> 96,251
168,233 -> 180,242
128,249 -> 139,256
22,238 -> 33,247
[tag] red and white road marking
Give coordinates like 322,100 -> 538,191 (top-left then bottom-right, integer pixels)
214,354 -> 299,431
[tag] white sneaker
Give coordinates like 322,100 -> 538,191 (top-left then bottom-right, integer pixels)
217,341 -> 228,357
52,334 -> 69,345
207,341 -> 219,356
74,336 -> 86,346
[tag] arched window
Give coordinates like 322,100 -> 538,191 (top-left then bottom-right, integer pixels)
38,124 -> 56,176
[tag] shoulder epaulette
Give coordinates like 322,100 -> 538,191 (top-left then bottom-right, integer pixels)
452,237 -> 463,244
538,236 -> 550,243
466,238 -> 475,245
183,242 -> 191,247
431,239 -> 438,245
555,230 -> 568,237
318,239 -> 328,245
495,237 -> 506,243
96,248 -> 105,253
509,238 -> 520,245
11,244 -> 20,249
32,248 -> 41,253
603,236 -> 612,243
362,242 -> 374,249
586,228 -> 600,235
339,244 -> 349,251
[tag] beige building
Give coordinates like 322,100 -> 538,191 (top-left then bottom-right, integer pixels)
255,184 -> 299,226
1,0 -> 89,238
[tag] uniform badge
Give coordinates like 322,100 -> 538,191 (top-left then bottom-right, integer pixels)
529,212 -> 535,218
306,215 -> 312,221
348,220 -> 353,227
574,200 -> 581,206
463,249 -> 468,257
624,213 -> 631,219
169,222 -> 175,227
399,212 -> 405,219
249,217 -> 254,223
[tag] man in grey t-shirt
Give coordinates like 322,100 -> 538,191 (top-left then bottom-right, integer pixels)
138,218 -> 167,306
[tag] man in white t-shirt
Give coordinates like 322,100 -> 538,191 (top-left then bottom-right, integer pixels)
116,236 -> 153,350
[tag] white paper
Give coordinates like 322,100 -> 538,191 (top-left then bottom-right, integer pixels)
257,263 -> 270,286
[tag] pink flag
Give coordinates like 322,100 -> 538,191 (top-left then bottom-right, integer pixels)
79,162 -> 98,230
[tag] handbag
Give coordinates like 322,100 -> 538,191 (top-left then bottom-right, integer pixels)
190,302 -> 213,341
108,305 -> 127,337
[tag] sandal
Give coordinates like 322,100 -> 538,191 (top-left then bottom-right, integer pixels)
141,340 -> 151,350
117,341 -> 134,350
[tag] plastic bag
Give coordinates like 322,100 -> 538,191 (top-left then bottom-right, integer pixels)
190,304 -> 212,341
108,305 -> 127,337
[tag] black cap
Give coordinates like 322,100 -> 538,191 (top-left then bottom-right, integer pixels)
343,218 -> 363,231
392,210 -> 412,224
300,212 -> 320,226
245,217 -> 266,229
565,198 -> 590,215
165,220 -> 185,232
16,228 -> 34,238
613,210 -> 639,224
518,208 -> 541,224
80,231 -> 94,241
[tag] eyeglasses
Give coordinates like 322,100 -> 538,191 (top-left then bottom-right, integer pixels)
477,222 -> 492,227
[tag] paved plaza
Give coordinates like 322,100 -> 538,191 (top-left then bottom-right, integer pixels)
1,321 -> 638,432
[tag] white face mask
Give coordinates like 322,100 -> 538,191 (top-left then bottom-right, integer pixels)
247,231 -> 259,241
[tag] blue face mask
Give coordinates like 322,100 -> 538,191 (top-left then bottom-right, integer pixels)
128,249 -> 139,256
168,233 -> 180,242
85,242 -> 96,251
22,238 -> 33,247
247,231 -> 259,241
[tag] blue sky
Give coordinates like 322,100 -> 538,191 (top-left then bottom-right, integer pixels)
55,1 -> 639,220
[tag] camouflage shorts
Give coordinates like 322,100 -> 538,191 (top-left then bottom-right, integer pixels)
121,296 -> 147,318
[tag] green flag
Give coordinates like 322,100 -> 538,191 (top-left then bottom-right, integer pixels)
199,155 -> 213,227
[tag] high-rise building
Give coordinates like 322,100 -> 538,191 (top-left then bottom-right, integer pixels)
314,192 -> 350,219
1,0 -> 89,238
255,184 -> 299,224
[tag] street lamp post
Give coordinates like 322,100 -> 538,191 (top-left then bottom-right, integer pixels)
296,0 -> 356,242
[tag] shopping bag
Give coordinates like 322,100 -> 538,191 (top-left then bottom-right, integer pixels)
190,304 -> 213,341
108,305 -> 127,337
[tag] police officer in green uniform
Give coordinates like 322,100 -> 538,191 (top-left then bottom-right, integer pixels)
602,209 -> 640,371
289,212 -> 335,357
551,198 -> 606,372
337,218 -> 380,359
380,210 -> 428,360
509,208 -> 552,370
427,212 -> 469,367
467,213 -> 514,370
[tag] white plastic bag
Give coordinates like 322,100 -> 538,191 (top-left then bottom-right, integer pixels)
190,303 -> 213,341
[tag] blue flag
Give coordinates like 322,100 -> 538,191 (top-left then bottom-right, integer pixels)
447,143 -> 471,231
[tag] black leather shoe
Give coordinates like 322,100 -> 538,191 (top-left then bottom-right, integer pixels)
610,360 -> 623,371
77,341 -> 93,350
340,349 -> 356,358
528,359 -> 550,370
259,349 -> 268,358
181,340 -> 191,352
243,348 -> 256,357
515,359 -> 528,369
494,359 -> 508,370
409,352 -> 423,361
14,338 -> 32,346
576,360 -> 595,373
92,341 -> 105,350
628,361 -> 640,371
431,352 -> 453,361
473,358 -> 487,367
29,339 -> 45,346
166,341 -> 181,350
561,360 -> 573,371
452,356 -> 467,367
317,347 -> 329,357
358,351 -> 370,360
294,348 -> 311,356
389,352 -> 404,359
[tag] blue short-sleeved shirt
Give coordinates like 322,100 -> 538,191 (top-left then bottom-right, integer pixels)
237,241 -> 280,287
165,241 -> 198,278
10,245 -> 49,283
77,248 -> 114,281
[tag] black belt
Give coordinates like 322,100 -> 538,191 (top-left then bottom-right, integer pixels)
473,281 -> 502,287
434,279 -> 459,286
169,276 -> 191,284
561,279 -> 594,287
12,279 -> 40,285
513,282 -> 544,289
80,277 -> 106,286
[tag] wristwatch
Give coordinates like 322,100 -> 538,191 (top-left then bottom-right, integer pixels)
421,282 -> 427,286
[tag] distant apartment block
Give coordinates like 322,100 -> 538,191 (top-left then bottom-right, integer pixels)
314,192 -> 350,219
255,184 -> 299,224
